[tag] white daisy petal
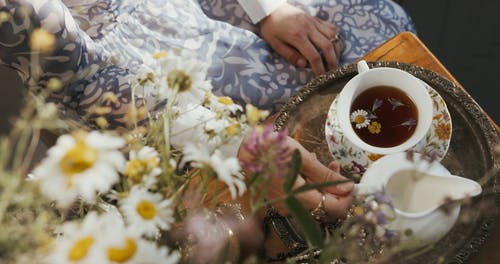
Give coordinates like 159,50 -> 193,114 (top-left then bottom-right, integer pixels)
31,131 -> 126,209
120,186 -> 174,237
350,109 -> 371,129
182,144 -> 245,199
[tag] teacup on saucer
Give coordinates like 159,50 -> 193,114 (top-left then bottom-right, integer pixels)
325,80 -> 452,180
336,60 -> 434,155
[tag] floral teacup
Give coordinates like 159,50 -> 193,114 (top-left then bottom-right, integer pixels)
325,61 -> 451,179
336,60 -> 434,155
325,84 -> 452,180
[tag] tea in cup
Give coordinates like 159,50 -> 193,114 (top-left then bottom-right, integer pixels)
336,60 -> 433,155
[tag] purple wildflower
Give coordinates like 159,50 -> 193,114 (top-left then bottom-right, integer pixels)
374,191 -> 391,204
372,98 -> 383,112
388,98 -> 406,110
384,229 -> 398,240
399,118 -> 417,130
376,211 -> 388,225
242,124 -> 291,179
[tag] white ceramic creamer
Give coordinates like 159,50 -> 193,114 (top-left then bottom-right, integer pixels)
355,153 -> 482,248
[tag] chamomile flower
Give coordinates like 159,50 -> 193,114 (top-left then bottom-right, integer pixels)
182,143 -> 246,199
205,117 -> 230,135
350,109 -> 371,129
103,229 -> 180,264
32,130 -> 126,208
120,186 -> 174,237
159,49 -> 212,107
206,93 -> 243,114
368,121 -> 382,134
245,104 -> 269,125
49,211 -> 180,264
132,65 -> 158,98
45,212 -> 110,264
123,146 -> 162,186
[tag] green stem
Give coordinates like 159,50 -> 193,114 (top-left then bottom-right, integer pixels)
162,84 -> 179,162
131,83 -> 139,130
11,126 -> 32,174
0,168 -> 22,223
19,128 -> 40,175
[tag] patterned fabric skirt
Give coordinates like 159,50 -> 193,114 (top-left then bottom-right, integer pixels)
0,0 -> 415,127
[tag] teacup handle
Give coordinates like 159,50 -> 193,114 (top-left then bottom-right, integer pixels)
357,60 -> 370,73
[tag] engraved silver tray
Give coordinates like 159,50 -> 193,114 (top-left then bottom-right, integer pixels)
274,61 -> 500,263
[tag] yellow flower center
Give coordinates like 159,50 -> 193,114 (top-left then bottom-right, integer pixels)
124,158 -> 158,183
368,121 -> 382,134
68,236 -> 94,261
0,11 -> 12,24
47,77 -> 63,91
103,92 -> 119,104
167,70 -> 192,92
354,115 -> 366,124
136,200 -> 157,220
29,28 -> 56,54
245,104 -> 269,125
59,141 -> 98,176
107,238 -> 137,263
225,123 -> 241,136
217,96 -> 234,105
152,51 -> 168,59
353,206 -> 364,216
138,72 -> 155,86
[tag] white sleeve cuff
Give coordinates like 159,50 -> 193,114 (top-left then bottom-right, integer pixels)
237,0 -> 287,24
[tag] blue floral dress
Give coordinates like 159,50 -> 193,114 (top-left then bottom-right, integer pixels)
0,0 -> 415,128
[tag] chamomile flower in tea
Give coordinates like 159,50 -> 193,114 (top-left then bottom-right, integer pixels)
350,86 -> 418,147
350,109 -> 371,129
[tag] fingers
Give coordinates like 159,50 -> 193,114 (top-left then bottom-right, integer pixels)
318,163 -> 354,196
258,3 -> 341,76
267,37 -> 308,68
313,17 -> 337,40
328,161 -> 341,173
302,155 -> 354,196
285,136 -> 353,195
291,35 -> 325,76
324,192 -> 354,219
289,20 -> 339,75
312,18 -> 340,70
294,184 -> 353,220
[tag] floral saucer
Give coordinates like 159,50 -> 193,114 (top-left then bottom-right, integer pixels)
325,81 -> 452,180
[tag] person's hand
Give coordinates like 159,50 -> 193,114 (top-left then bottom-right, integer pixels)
238,134 -> 354,221
284,136 -> 353,196
291,161 -> 354,220
259,3 -> 341,76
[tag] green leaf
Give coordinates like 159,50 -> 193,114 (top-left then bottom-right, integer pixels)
290,179 -> 352,195
285,196 -> 324,248
247,172 -> 262,187
283,149 -> 301,193
318,242 -> 341,264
